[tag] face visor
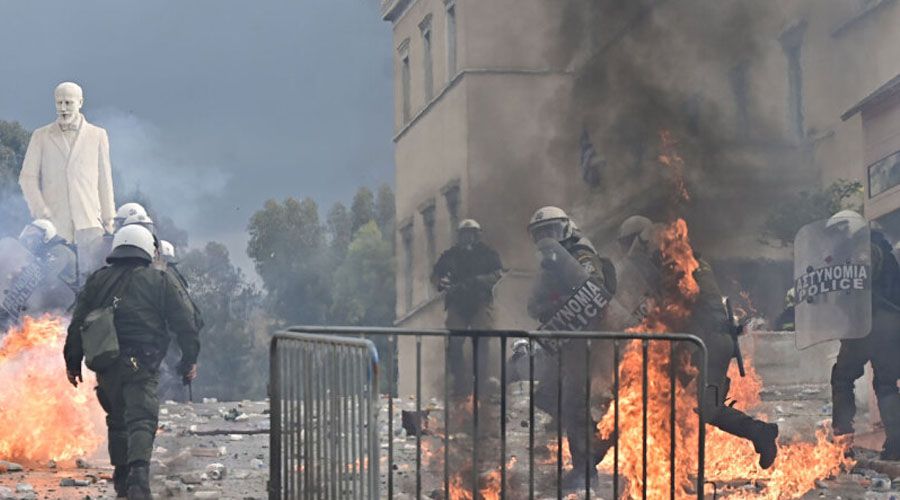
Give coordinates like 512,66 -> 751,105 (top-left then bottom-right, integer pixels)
529,219 -> 566,244
458,229 -> 480,247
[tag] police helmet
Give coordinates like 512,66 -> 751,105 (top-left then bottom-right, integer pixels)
159,240 -> 176,263
458,219 -> 481,232
19,219 -> 58,244
108,225 -> 156,263
123,213 -> 155,232
825,210 -> 866,235
115,203 -> 148,224
527,206 -> 574,243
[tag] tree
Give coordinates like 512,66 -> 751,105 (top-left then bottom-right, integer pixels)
375,184 -> 395,243
0,121 -> 32,237
330,221 -> 396,326
178,242 -> 267,399
326,202 -> 353,260
350,187 -> 375,235
760,179 -> 863,247
246,197 -> 330,324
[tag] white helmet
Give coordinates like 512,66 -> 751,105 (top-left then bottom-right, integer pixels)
115,203 -> 148,222
527,206 -> 574,243
19,219 -> 58,244
825,210 -> 866,235
109,225 -> 156,262
159,240 -> 176,262
123,213 -> 155,231
458,219 -> 481,231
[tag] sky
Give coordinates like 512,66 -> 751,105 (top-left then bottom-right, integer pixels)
0,0 -> 394,277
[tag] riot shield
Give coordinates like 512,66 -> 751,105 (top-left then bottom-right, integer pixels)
794,218 -> 872,350
603,249 -> 662,331
527,238 -> 613,332
0,238 -> 45,321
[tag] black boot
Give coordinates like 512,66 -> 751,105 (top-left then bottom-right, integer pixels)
751,422 -> 779,469
560,467 -> 598,494
711,406 -> 779,469
113,465 -> 130,498
126,462 -> 152,500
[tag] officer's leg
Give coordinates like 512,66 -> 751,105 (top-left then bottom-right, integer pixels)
560,340 -> 599,490
123,368 -> 160,499
870,330 -> 900,459
831,338 -> 869,435
701,335 -> 778,469
445,307 -> 469,398
471,305 -> 496,399
96,364 -> 129,497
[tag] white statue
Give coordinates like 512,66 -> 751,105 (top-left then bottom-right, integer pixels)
19,82 -> 115,272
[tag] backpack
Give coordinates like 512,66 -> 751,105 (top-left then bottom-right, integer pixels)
81,267 -> 135,372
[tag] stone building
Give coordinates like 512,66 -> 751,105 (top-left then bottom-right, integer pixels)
380,0 -> 900,396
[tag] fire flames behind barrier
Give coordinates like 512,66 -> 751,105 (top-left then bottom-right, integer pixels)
269,326 -> 708,500
269,331 -> 381,500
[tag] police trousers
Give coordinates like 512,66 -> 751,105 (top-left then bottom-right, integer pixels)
831,308 -> 900,452
95,357 -> 161,466
446,304 -> 494,398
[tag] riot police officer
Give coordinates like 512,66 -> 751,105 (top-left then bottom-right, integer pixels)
619,215 -> 779,469
431,219 -> 503,397
65,225 -> 201,498
526,206 -> 617,490
828,211 -> 900,460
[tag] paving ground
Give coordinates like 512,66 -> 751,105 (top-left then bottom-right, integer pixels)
2,388 -> 900,499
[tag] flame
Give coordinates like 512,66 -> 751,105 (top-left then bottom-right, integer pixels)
0,315 -> 105,464
543,437 -> 574,472
596,220 -> 852,499
658,130 -> 690,203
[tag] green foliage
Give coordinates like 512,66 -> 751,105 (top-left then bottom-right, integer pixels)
178,242 -> 267,399
326,202 -> 353,260
350,186 -> 375,235
375,184 -> 395,243
330,221 -> 396,326
246,197 -> 330,324
0,121 -> 31,237
760,179 -> 864,247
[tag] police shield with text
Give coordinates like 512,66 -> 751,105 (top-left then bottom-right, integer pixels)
525,206 -> 617,491
797,211 -> 900,460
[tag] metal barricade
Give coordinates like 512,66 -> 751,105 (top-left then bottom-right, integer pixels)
279,326 -> 708,500
269,331 -> 380,500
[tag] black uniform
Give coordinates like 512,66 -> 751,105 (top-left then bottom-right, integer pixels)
831,231 -> 900,459
530,236 -> 618,487
431,241 -> 503,397
688,259 -> 778,468
65,256 -> 201,497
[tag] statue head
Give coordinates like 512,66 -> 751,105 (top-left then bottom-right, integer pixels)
54,82 -> 84,125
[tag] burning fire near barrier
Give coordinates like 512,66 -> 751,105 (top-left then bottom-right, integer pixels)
0,315 -> 106,465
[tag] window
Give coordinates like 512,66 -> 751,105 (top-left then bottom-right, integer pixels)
445,1 -> 457,79
780,22 -> 807,139
398,40 -> 411,124
420,16 -> 434,102
421,203 -> 437,296
868,150 -> 900,198
443,184 -> 460,243
400,222 -> 414,310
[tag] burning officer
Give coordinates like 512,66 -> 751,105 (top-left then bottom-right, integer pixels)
620,215 -> 779,469
64,225 -> 201,499
526,206 -> 617,490
826,211 -> 900,460
431,219 -> 503,397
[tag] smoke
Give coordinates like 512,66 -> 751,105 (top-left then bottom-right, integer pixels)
536,0 -> 813,256
93,109 -> 231,239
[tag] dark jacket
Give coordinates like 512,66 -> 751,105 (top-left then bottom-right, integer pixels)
431,241 -> 503,315
64,259 -> 201,374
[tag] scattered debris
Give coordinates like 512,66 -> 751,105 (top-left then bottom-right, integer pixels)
206,463 -> 227,480
75,458 -> 91,469
0,461 -> 23,473
401,410 -> 431,436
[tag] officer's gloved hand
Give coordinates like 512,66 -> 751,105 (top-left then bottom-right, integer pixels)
67,369 -> 83,388
182,363 -> 198,382
438,276 -> 452,291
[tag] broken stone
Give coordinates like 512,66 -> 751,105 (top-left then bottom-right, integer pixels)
893,477 -> 900,490
871,476 -> 891,492
0,486 -> 11,499
0,461 -> 23,472
206,463 -> 227,480
193,492 -> 219,499
47,459 -> 57,469
180,471 -> 205,485
250,458 -> 265,469
15,483 -> 33,492
75,458 -> 91,468
59,478 -> 91,487
229,434 -> 245,441
202,398 -> 218,404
